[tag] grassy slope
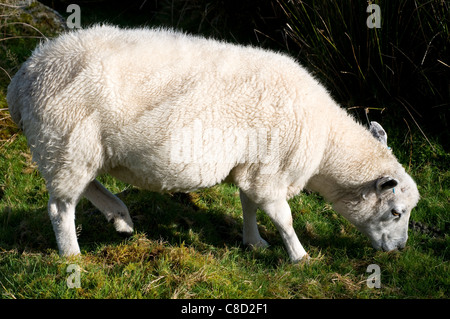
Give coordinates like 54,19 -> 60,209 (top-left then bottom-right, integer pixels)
0,2 -> 449,299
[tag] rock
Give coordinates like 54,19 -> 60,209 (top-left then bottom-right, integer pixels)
2,0 -> 68,34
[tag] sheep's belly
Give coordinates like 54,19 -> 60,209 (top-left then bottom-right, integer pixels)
107,160 -> 235,193
103,125 -> 245,192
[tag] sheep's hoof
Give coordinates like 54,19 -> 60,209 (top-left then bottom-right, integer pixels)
292,253 -> 310,265
113,218 -> 134,236
117,231 -> 133,238
244,238 -> 270,250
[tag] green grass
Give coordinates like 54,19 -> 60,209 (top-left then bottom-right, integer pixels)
0,0 -> 448,299
1,136 -> 448,299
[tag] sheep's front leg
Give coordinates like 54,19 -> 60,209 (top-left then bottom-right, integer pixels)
239,190 -> 269,249
83,180 -> 133,235
48,196 -> 80,256
260,199 -> 309,263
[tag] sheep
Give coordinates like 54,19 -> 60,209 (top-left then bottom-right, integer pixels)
7,25 -> 420,261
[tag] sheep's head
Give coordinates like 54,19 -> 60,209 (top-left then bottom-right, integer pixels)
334,173 -> 420,251
333,121 -> 420,251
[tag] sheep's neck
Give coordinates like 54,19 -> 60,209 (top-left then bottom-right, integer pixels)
306,111 -> 395,202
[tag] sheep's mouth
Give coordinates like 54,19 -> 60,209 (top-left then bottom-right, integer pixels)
378,234 -> 407,252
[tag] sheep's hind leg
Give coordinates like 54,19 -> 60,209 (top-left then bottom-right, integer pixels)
239,190 -> 269,249
83,180 -> 134,235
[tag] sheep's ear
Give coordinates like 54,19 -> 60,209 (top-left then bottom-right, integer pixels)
376,176 -> 398,193
370,121 -> 387,145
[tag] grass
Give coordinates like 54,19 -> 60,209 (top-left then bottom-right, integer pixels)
1,137 -> 448,299
0,1 -> 448,299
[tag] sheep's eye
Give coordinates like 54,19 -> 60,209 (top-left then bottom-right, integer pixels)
391,209 -> 401,217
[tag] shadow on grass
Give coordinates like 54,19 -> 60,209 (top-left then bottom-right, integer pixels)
0,186 -> 404,263
76,187 -> 384,264
0,206 -> 55,254
0,188 -> 242,255
76,188 -> 245,253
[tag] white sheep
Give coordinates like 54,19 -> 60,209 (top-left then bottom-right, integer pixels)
7,25 -> 420,261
